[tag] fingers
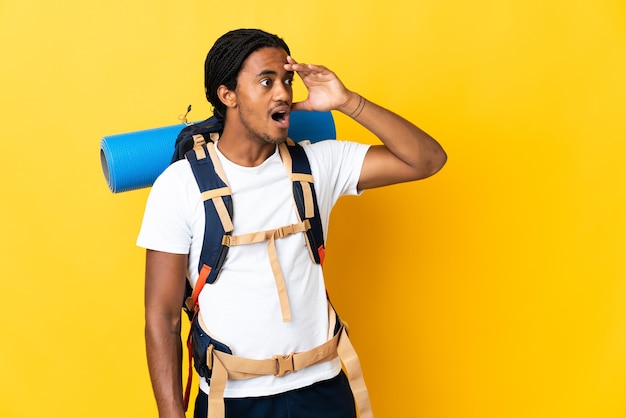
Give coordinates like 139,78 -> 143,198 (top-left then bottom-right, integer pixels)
285,56 -> 348,112
285,56 -> 328,75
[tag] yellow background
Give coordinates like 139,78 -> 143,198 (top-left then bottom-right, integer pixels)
1,0 -> 625,417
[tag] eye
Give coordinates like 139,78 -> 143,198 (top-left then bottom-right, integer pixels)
260,79 -> 272,87
285,77 -> 294,86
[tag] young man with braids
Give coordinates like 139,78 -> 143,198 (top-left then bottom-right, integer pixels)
137,28 -> 446,418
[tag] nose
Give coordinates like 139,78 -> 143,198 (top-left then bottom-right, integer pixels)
273,81 -> 291,102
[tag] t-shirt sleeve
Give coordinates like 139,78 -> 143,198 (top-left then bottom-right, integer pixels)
136,161 -> 196,254
300,140 -> 369,240
303,139 -> 370,203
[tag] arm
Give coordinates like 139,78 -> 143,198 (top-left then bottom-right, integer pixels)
286,57 -> 447,190
144,249 -> 188,418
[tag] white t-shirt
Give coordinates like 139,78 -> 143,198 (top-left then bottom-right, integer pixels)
137,139 -> 369,398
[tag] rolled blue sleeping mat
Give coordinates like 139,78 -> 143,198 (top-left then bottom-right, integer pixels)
100,110 -> 336,193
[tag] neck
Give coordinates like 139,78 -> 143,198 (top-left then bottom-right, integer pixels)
216,131 -> 276,167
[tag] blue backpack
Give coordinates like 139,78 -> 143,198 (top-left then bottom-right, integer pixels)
170,114 -> 329,407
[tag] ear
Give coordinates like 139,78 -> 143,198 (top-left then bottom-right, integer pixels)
217,85 -> 237,108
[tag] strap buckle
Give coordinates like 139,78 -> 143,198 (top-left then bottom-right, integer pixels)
273,353 -> 295,377
275,224 -> 294,239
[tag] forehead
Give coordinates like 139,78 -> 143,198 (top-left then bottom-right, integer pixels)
239,47 -> 289,77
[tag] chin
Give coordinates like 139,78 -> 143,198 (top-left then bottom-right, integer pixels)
262,133 -> 288,145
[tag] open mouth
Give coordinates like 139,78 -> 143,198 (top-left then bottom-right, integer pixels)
272,110 -> 287,122
270,107 -> 290,128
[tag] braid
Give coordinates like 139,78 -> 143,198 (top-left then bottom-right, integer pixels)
205,29 -> 291,122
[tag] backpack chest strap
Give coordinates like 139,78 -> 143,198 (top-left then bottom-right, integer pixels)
222,220 -> 310,247
222,220 -> 311,322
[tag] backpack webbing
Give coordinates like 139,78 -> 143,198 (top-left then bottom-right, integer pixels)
183,136 -> 325,304
200,302 -> 374,418
181,135 -> 326,408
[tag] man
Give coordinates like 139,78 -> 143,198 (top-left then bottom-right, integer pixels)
137,28 -> 446,418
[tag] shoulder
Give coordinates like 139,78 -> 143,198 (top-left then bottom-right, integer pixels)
299,139 -> 370,164
150,159 -> 197,195
299,139 -> 370,177
298,140 -> 370,199
137,159 -> 200,252
145,159 -> 201,213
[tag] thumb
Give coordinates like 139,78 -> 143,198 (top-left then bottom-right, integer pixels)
290,100 -> 313,112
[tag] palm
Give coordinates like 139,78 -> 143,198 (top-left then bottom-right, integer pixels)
287,58 -> 350,112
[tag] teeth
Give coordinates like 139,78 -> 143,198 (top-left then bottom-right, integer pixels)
272,111 -> 286,122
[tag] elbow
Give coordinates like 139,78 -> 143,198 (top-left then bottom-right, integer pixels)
430,148 -> 448,176
418,147 -> 447,180
145,306 -> 182,338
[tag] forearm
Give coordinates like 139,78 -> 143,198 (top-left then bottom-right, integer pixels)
339,91 -> 447,187
339,93 -> 446,178
145,313 -> 186,418
144,249 -> 188,418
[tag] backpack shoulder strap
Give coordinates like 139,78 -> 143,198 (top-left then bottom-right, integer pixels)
278,139 -> 326,265
185,136 -> 233,290
183,134 -> 232,410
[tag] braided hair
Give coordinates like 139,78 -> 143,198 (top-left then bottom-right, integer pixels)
205,29 -> 291,122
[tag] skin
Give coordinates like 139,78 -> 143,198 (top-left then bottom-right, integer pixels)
145,46 -> 447,418
145,249 -> 187,418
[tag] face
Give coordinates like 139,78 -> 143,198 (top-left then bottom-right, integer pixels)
224,47 -> 294,145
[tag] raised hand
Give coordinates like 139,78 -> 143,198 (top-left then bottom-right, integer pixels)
285,56 -> 355,113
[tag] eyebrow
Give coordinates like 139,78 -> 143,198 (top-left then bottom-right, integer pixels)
256,69 -> 294,77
